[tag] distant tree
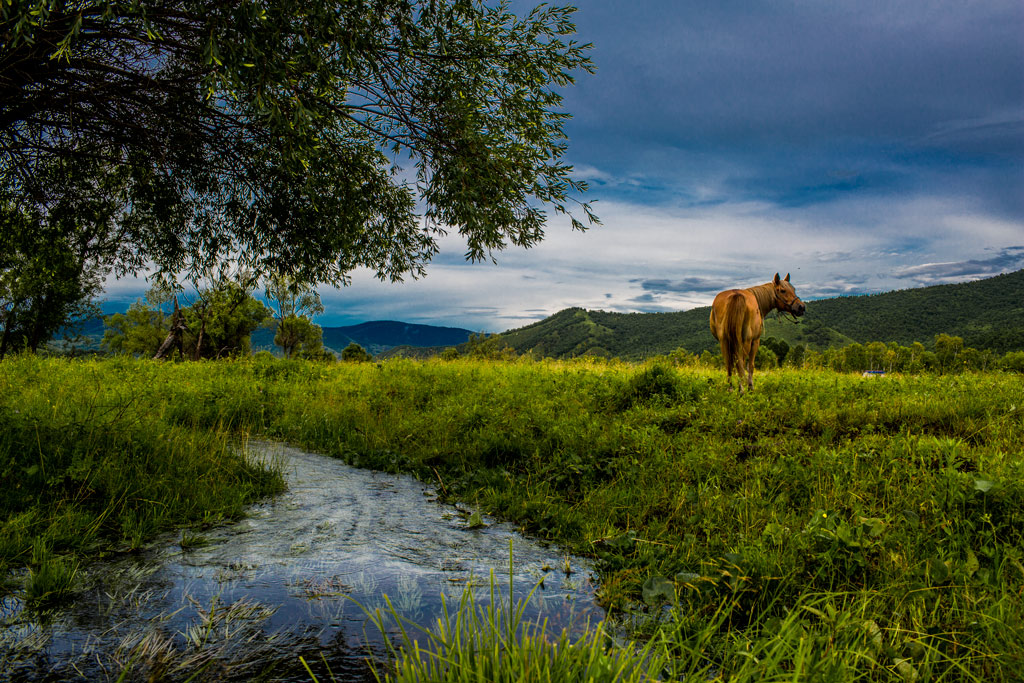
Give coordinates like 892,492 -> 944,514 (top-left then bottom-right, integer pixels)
761,337 -> 789,365
341,342 -> 373,363
1002,351 -> 1024,373
440,347 -> 460,361
2,1 -> 596,287
786,344 -> 806,368
276,315 -> 326,359
102,300 -> 170,357
265,273 -> 324,358
179,276 -> 272,359
802,348 -> 824,369
264,274 -> 324,321
755,346 -> 777,369
107,270 -> 272,360
883,342 -> 907,373
960,347 -> 983,372
934,334 -> 964,373
841,343 -> 867,373
865,341 -> 888,372
904,341 -> 927,373
919,350 -> 939,372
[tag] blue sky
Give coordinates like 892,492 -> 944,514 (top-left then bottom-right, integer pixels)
106,1 -> 1024,331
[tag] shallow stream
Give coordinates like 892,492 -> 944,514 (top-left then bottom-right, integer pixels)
1,442 -> 602,681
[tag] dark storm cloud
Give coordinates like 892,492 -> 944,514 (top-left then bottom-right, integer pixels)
561,1 -> 1024,210
890,247 -> 1024,284
639,277 -> 734,294
569,1 -> 1022,145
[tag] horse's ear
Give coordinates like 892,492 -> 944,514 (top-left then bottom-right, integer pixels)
785,273 -> 790,282
773,273 -> 781,285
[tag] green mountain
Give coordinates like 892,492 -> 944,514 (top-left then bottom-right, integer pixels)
252,320 -> 474,355
494,269 -> 1024,359
796,269 -> 1024,353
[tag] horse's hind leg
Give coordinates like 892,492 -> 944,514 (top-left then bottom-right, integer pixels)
734,344 -> 748,393
746,338 -> 760,392
719,338 -> 734,391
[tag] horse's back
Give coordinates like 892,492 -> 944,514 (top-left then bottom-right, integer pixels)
710,289 -> 743,340
711,289 -> 759,341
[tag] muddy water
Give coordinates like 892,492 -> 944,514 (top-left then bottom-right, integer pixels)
1,442 -> 602,681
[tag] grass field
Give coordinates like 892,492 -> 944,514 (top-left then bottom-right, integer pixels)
2,355 -> 1022,680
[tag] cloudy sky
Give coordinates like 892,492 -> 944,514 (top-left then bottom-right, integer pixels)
108,0 -> 1024,332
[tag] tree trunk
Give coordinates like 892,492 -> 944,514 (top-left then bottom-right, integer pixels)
193,315 -> 207,360
153,297 -> 188,360
0,303 -> 16,360
27,292 -> 51,353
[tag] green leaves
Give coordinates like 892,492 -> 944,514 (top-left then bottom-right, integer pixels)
641,575 -> 675,606
2,0 -> 596,286
973,478 -> 997,493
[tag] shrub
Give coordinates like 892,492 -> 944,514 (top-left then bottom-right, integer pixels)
619,362 -> 682,408
341,342 -> 372,362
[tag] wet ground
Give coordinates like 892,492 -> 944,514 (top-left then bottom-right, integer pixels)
0,442 -> 603,681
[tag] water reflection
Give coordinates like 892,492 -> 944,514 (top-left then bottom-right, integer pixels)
1,442 -> 602,681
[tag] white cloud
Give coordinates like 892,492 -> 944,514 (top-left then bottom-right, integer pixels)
303,188 -> 1023,331
97,184 -> 1024,333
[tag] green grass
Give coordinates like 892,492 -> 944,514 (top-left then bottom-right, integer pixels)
323,550 -> 658,683
2,354 -> 1022,679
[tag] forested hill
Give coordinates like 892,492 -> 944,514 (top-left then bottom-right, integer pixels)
801,269 -> 1024,352
495,269 -> 1024,359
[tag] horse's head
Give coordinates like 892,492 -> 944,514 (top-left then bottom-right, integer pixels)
773,273 -> 806,316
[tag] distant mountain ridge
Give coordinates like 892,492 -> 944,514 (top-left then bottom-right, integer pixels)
490,269 -> 1024,360
252,319 -> 474,355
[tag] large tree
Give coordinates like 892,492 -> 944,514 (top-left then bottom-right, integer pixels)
2,0 -> 596,286
0,154 -> 122,358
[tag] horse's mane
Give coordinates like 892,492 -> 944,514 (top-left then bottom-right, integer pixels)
746,282 -> 777,317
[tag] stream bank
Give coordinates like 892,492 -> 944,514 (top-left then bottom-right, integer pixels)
1,441 -> 602,681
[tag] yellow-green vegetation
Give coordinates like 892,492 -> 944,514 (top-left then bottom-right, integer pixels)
2,354 -> 1022,680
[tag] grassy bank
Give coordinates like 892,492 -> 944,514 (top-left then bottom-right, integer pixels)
0,356 -> 285,607
2,355 -> 1022,679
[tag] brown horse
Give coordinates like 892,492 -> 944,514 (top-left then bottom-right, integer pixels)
709,273 -> 805,392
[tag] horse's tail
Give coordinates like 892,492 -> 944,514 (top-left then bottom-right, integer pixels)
724,293 -> 748,371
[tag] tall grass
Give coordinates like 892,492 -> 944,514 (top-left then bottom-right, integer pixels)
2,353 -> 1021,678
334,547 -> 656,683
